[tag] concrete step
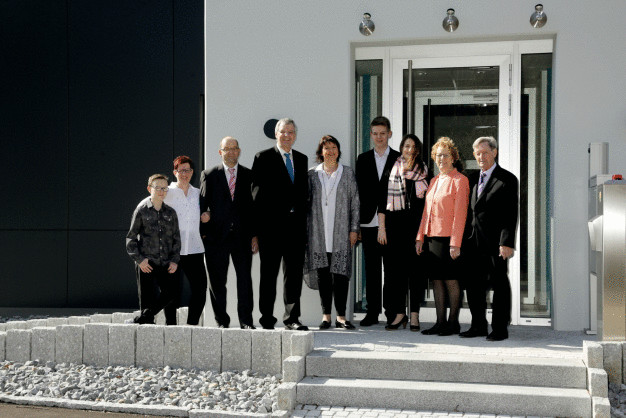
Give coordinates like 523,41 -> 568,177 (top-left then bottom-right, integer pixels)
306,349 -> 587,389
296,376 -> 591,417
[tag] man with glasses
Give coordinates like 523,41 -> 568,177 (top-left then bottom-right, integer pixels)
200,137 -> 257,329
126,174 -> 181,324
252,118 -> 309,330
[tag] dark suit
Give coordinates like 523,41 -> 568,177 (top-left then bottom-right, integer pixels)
355,147 -> 401,321
200,164 -> 255,327
251,145 -> 308,327
466,164 -> 518,333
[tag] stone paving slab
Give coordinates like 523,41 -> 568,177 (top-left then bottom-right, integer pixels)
31,327 -> 56,363
312,324 -> 590,359
192,327 -> 221,371
164,326 -> 192,369
83,323 -> 109,367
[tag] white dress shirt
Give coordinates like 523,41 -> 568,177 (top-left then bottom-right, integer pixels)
316,164 -> 343,252
222,162 -> 238,183
277,144 -> 294,173
164,182 -> 205,255
361,146 -> 390,227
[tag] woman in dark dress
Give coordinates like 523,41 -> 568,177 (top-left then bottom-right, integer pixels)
377,134 -> 430,331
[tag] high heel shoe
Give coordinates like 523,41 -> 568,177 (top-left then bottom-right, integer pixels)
410,313 -> 420,331
421,322 -> 446,335
437,321 -> 461,336
335,320 -> 356,330
385,315 -> 408,330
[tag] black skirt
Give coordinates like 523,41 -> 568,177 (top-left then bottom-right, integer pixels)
426,236 -> 461,281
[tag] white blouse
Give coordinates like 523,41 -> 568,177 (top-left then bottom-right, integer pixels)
164,182 -> 205,255
316,164 -> 343,253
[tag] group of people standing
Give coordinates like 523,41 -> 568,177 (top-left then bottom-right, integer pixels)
125,115 -> 518,341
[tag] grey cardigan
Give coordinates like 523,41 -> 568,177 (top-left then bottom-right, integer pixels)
304,165 -> 360,287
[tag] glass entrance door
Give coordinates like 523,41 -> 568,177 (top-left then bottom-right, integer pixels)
391,55 -> 520,324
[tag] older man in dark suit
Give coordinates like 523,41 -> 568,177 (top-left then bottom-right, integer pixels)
355,116 -> 401,326
200,136 -> 257,329
461,136 -> 518,341
252,118 -> 309,330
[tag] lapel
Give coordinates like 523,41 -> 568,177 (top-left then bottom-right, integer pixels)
218,165 -> 233,202
475,165 -> 499,205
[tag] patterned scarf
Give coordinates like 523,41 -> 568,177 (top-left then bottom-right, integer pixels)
386,156 -> 429,211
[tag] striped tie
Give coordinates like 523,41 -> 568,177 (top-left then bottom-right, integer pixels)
477,172 -> 487,197
228,168 -> 236,200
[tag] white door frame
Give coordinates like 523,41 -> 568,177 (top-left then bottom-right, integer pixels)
355,40 -> 553,326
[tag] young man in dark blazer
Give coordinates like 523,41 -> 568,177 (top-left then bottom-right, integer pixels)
251,118 -> 309,330
200,136 -> 257,329
355,116 -> 401,326
461,136 -> 519,341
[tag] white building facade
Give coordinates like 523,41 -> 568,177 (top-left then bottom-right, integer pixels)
203,1 -> 626,331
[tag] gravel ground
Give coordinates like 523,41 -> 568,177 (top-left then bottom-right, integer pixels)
0,360 -> 281,414
610,382 -> 626,417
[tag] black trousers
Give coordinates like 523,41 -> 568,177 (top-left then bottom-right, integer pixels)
204,232 -> 254,327
385,211 -> 425,316
163,253 -> 207,325
360,226 -> 391,322
136,262 -> 179,324
317,253 -> 349,316
465,249 -> 512,332
258,214 -> 305,327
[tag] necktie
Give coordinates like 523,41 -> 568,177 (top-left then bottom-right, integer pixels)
477,172 -> 487,196
228,167 -> 236,200
284,153 -> 294,183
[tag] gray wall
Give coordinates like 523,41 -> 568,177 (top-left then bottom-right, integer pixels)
204,1 -> 626,330
0,0 -> 204,309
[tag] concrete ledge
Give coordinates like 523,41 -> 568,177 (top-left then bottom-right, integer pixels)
5,321 -> 28,330
283,356 -> 305,383
56,325 -> 83,364
252,330 -> 282,375
276,382 -> 297,412
188,410 -> 271,417
165,326 -> 192,369
26,319 -> 47,329
6,329 -> 31,362
600,341 -> 623,384
136,325 -> 164,368
0,323 -> 5,332
0,331 -> 5,361
83,323 -> 109,367
592,396 -> 611,418
222,329 -> 251,371
108,324 -> 137,366
192,327 -> 221,371
111,312 -> 136,324
289,332 -> 314,357
583,341 -> 603,369
587,367 -> 608,397
67,316 -> 90,325
89,314 -> 112,323
46,318 -> 68,327
31,327 -> 56,363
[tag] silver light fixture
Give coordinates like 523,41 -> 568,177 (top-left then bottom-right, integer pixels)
442,9 -> 459,32
359,13 -> 375,36
530,4 -> 547,28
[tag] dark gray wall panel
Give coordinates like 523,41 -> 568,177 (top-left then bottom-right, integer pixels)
173,0 -> 205,186
0,0 -> 68,229
68,0 -> 175,230
0,231 -> 67,306
67,231 -> 136,308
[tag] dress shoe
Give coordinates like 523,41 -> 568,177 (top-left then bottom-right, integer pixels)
335,320 -> 356,330
421,322 -> 445,335
359,315 -> 379,326
486,330 -> 509,341
240,324 -> 256,330
284,322 -> 309,331
217,323 -> 229,329
459,327 -> 488,338
319,320 -> 332,330
410,323 -> 420,332
437,321 -> 460,336
261,325 -> 275,330
385,315 -> 408,331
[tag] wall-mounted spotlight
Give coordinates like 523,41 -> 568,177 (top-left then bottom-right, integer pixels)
442,9 -> 459,32
530,4 -> 547,28
359,13 -> 375,36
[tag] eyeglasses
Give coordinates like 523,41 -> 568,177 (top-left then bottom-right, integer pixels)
435,153 -> 451,159
151,186 -> 169,192
175,168 -> 192,174
221,147 -> 240,153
